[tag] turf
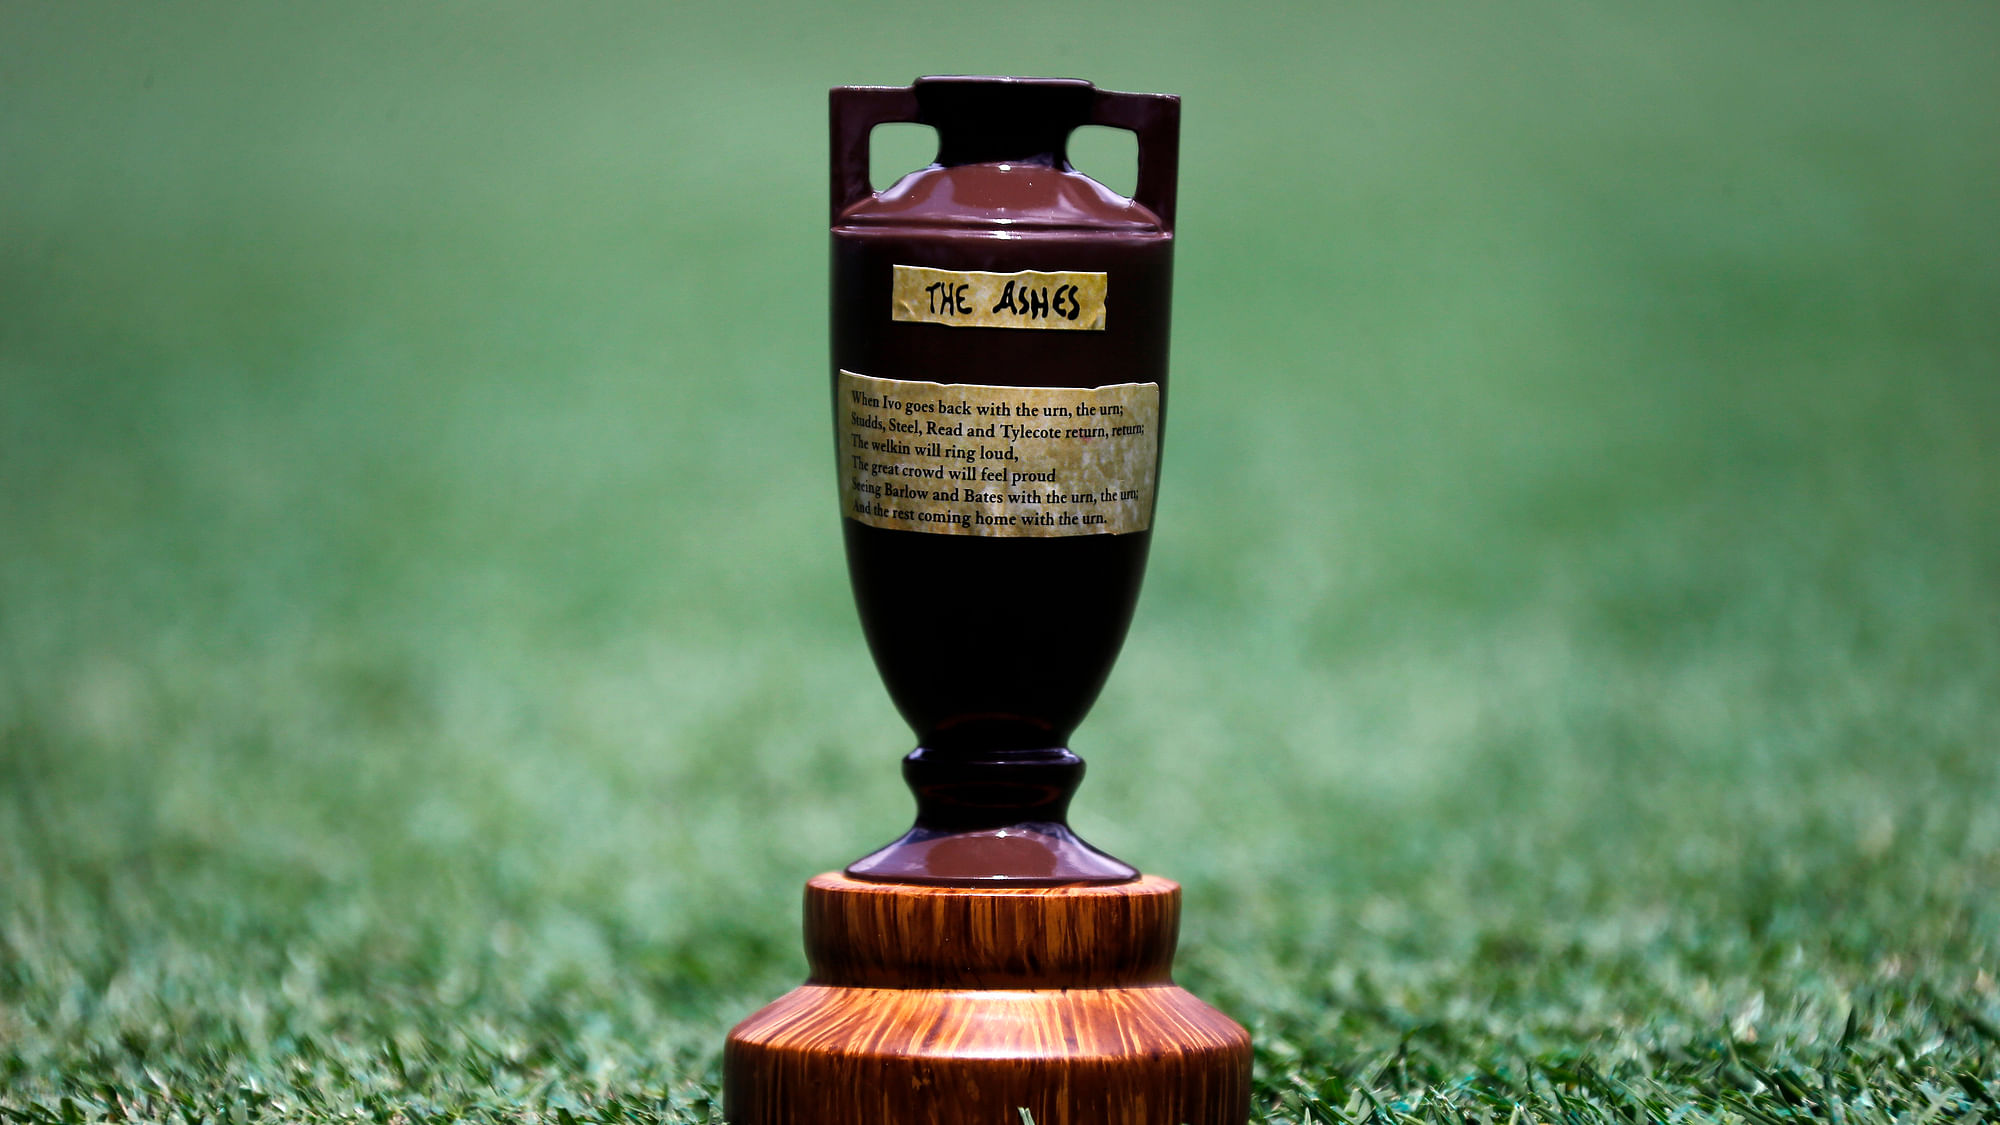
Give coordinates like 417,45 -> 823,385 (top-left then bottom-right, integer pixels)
3,1 -> 1998,1121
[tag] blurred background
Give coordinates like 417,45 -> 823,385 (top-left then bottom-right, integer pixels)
3,0 -> 1996,1118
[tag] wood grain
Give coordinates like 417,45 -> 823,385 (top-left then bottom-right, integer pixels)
806,872 -> 1179,989
726,873 -> 1250,1125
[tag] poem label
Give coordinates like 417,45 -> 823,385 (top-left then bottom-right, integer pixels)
839,370 -> 1158,538
891,265 -> 1108,331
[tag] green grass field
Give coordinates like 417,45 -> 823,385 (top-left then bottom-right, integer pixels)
4,1 -> 1998,1121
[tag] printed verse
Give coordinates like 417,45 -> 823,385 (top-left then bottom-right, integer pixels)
839,370 -> 1159,538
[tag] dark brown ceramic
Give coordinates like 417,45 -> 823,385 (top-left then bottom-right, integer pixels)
830,77 -> 1180,886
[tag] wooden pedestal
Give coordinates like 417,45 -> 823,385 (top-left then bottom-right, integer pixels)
725,873 -> 1250,1125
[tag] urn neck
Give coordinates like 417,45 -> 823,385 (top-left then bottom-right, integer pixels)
917,76 -> 1094,168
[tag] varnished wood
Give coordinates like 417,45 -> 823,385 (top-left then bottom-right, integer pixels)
807,872 -> 1179,989
726,873 -> 1251,1125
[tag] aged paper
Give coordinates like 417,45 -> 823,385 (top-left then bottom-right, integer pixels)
839,370 -> 1158,537
891,266 -> 1108,331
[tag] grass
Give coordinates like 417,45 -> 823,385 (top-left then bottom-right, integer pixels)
3,0 -> 1998,1121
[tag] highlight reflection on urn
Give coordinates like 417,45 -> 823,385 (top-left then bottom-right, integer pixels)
725,77 -> 1250,1125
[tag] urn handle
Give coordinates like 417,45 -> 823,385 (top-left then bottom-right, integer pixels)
828,84 -> 922,223
1087,87 -> 1181,232
831,79 -> 1180,231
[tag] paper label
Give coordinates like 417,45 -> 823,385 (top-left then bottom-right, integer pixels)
891,265 -> 1108,331
839,370 -> 1158,537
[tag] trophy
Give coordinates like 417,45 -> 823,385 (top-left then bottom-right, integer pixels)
726,77 -> 1251,1125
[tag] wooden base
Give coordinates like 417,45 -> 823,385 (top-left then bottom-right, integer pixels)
725,873 -> 1250,1125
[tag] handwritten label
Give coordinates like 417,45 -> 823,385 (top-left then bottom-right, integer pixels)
839,370 -> 1157,537
891,266 -> 1108,331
